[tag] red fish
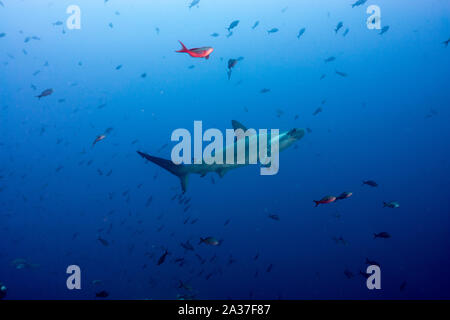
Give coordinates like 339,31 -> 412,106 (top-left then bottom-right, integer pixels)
92,135 -> 106,146
313,195 -> 336,207
176,41 -> 214,59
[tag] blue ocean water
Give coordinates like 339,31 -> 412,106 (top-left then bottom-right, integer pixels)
0,0 -> 449,300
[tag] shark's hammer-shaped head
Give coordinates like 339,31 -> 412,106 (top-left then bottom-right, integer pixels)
287,128 -> 305,140
278,128 -> 305,151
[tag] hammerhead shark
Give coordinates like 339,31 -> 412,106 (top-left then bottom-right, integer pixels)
137,121 -> 305,192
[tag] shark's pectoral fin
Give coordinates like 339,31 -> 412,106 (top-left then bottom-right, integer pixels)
216,168 -> 228,178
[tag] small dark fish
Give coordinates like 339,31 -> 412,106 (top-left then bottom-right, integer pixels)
267,28 -> 279,34
268,214 -> 280,221
335,22 -> 343,33
351,0 -> 367,8
362,180 -> 378,187
199,237 -> 220,246
266,264 -> 273,272
228,58 -> 239,70
379,25 -> 390,35
92,135 -> 106,146
252,21 -> 259,29
227,20 -> 239,32
359,270 -> 370,279
332,236 -> 347,245
210,32 -> 219,37
180,240 -> 194,251
0,33 -> 6,38
442,38 -> 450,47
383,201 -> 399,208
98,237 -> 109,246
157,249 -> 169,265
344,269 -> 354,279
312,107 -> 322,116
324,56 -> 336,63
115,64 -> 122,70
196,254 -> 206,264
400,281 -> 407,291
297,28 -> 305,39
374,232 -> 391,239
141,73 -> 147,78
335,192 -> 352,201
343,28 -> 349,37
227,58 -> 242,80
52,21 -> 63,26
365,258 -> 380,267
95,290 -> 109,298
108,23 -> 113,29
224,218 -> 231,226
36,88 -> 53,99
157,143 -> 168,153
145,196 -> 153,207
335,70 -> 348,77
260,88 -> 270,94
189,0 -> 200,9
320,74 -> 326,80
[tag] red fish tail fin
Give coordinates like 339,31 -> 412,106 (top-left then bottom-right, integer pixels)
176,40 -> 188,53
313,201 -> 320,207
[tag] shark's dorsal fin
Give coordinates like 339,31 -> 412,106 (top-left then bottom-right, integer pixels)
231,120 -> 247,132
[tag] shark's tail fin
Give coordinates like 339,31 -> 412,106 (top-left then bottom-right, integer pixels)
137,151 -> 189,193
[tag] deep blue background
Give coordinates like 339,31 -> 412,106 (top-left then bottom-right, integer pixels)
0,0 -> 449,299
